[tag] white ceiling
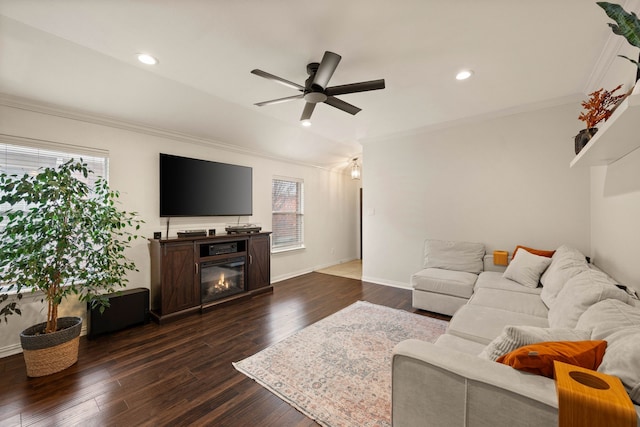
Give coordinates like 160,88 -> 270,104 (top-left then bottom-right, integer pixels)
0,1 -> 622,167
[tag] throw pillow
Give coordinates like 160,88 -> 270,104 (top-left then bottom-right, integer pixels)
576,299 -> 640,340
479,325 -> 590,361
548,269 -> 630,329
597,327 -> 640,404
540,245 -> 589,308
512,245 -> 555,259
496,340 -> 607,378
502,249 -> 552,288
423,239 -> 485,274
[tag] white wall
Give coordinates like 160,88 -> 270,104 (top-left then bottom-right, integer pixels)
362,102 -> 591,288
0,104 -> 360,356
588,46 -> 640,293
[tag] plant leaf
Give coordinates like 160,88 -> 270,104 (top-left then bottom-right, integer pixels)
597,2 -> 640,48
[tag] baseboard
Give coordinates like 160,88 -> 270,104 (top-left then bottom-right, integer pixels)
361,276 -> 411,290
271,268 -> 316,283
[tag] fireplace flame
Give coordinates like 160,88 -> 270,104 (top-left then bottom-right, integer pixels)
216,273 -> 230,290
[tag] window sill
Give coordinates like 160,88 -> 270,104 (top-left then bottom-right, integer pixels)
271,245 -> 306,254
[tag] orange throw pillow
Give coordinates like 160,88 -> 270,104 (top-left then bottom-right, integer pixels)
512,245 -> 556,260
496,340 -> 607,378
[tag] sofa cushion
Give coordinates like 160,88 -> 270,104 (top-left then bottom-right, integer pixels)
469,288 -> 548,318
576,299 -> 640,340
502,249 -> 551,288
423,239 -> 485,274
548,269 -> 630,329
479,325 -> 590,361
434,333 -> 487,356
474,272 -> 542,295
597,327 -> 640,404
540,245 -> 590,308
447,304 -> 548,345
496,340 -> 607,379
411,268 -> 477,299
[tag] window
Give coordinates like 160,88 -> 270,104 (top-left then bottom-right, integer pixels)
0,140 -> 109,229
272,177 -> 304,252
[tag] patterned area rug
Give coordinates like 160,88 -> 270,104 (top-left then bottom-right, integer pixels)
233,301 -> 448,427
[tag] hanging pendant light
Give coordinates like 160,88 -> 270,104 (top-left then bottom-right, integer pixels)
350,158 -> 361,180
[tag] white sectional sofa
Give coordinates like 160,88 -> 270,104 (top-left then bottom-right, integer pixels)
394,242 -> 640,427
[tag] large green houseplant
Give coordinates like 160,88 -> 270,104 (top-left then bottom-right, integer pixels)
0,159 -> 142,376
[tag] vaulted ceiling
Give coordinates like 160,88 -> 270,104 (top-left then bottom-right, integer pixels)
0,1 -> 624,167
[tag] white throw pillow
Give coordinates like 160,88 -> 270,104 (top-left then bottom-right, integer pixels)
478,325 -> 590,361
423,239 -> 485,274
548,269 -> 630,329
540,245 -> 590,308
597,327 -> 640,404
577,299 -> 640,339
502,249 -> 551,288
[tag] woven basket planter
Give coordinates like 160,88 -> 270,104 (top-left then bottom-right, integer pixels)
20,316 -> 82,377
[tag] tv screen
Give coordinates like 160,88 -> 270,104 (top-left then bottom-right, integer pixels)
159,153 -> 252,217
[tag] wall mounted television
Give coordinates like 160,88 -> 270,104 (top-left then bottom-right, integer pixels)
159,153 -> 253,217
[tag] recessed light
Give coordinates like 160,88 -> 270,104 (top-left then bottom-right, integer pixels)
300,119 -> 312,127
456,70 -> 473,80
137,53 -> 158,65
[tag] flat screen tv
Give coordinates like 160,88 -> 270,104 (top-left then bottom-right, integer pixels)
159,153 -> 252,217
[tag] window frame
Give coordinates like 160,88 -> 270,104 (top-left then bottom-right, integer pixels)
271,176 -> 304,253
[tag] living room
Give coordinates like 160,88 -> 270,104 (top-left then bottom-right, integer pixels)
1,1 -> 640,425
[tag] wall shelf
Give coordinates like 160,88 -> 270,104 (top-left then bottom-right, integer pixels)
570,92 -> 640,168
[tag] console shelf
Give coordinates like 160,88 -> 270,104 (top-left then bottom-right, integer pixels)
571,92 -> 640,168
148,232 -> 271,323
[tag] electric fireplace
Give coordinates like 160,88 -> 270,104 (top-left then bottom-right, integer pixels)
200,256 -> 246,304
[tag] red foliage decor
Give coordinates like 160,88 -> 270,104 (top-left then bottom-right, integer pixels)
578,84 -> 626,129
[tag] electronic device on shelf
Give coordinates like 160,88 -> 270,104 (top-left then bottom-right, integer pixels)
225,224 -> 262,234
207,242 -> 238,256
177,229 -> 207,238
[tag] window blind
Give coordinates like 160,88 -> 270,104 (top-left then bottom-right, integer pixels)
0,140 -> 109,227
272,177 -> 304,251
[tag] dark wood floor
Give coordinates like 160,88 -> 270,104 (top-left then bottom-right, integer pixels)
0,272 -> 447,427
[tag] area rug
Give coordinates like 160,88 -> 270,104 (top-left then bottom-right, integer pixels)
233,300 -> 448,427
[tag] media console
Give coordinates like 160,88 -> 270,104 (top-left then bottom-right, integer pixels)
148,232 -> 272,323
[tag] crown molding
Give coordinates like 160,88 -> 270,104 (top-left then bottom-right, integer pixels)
0,93 -> 348,173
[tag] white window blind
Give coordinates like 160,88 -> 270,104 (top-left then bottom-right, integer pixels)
272,177 -> 304,251
0,141 -> 109,228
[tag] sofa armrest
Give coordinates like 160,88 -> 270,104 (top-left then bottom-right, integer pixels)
392,339 -> 558,427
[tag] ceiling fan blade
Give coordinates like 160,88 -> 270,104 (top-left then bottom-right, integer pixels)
325,79 -> 386,96
324,96 -> 361,115
300,102 -> 316,121
312,51 -> 341,90
255,94 -> 304,107
251,69 -> 304,90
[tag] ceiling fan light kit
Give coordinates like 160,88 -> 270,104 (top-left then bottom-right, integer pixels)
252,51 -> 385,123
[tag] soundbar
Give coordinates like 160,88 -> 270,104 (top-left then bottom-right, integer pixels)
177,229 -> 207,238
225,225 -> 262,234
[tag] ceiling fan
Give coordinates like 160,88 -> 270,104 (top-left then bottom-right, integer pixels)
251,51 -> 385,124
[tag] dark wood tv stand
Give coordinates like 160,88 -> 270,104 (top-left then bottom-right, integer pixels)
148,232 -> 271,323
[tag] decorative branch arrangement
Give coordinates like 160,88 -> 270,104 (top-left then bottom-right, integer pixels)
578,84 -> 626,129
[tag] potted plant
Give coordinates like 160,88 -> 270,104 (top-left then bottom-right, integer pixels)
0,159 -> 142,376
575,84 -> 626,154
